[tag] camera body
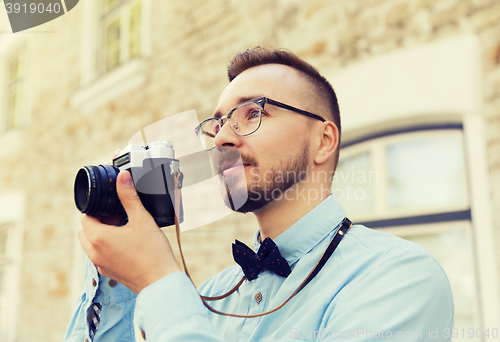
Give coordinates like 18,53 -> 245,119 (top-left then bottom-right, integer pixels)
74,141 -> 183,228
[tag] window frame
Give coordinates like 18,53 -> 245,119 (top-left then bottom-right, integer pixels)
336,124 -> 469,223
5,46 -> 28,132
97,0 -> 143,74
0,32 -> 29,156
336,121 -> 495,334
72,0 -> 150,113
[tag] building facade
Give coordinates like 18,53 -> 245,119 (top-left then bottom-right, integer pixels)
0,0 -> 499,341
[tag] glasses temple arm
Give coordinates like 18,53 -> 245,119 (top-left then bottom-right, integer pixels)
265,98 -> 326,122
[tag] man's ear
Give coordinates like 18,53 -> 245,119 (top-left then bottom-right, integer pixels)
314,121 -> 339,165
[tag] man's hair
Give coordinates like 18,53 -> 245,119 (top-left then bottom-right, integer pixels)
227,47 -> 341,171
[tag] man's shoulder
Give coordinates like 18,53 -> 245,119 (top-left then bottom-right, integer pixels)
321,225 -> 454,332
336,224 -> 450,284
344,224 -> 436,259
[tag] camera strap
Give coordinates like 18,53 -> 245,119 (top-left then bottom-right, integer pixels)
172,171 -> 352,318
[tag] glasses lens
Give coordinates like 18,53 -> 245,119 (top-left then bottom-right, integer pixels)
198,101 -> 262,150
199,119 -> 221,150
230,102 -> 261,135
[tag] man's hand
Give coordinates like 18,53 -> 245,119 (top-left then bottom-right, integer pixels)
78,170 -> 181,294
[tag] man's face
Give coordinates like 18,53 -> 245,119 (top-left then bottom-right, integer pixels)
212,64 -> 318,213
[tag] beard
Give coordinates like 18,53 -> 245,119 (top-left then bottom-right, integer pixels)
221,144 -> 310,214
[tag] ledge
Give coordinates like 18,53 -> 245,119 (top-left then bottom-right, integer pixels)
71,59 -> 148,114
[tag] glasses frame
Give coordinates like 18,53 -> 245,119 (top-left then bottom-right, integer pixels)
195,97 -> 326,150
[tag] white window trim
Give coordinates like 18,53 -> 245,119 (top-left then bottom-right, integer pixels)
71,0 -> 151,114
0,192 -> 25,342
463,115 -> 500,334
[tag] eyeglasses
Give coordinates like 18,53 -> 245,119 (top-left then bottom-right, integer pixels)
195,97 -> 325,150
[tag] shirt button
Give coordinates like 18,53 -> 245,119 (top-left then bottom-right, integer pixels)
141,330 -> 146,340
255,292 -> 262,304
108,279 -> 117,287
92,278 -> 97,287
85,339 -> 88,342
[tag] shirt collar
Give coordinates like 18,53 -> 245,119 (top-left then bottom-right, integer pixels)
252,194 -> 346,265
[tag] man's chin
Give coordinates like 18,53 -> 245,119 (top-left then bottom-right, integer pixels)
219,178 -> 250,212
229,195 -> 271,214
221,184 -> 274,214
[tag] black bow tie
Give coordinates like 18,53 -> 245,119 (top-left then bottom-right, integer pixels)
232,237 -> 291,281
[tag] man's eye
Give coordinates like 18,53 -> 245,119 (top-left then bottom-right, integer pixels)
249,110 -> 260,119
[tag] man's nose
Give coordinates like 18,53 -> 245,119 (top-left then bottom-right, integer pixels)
214,119 -> 241,148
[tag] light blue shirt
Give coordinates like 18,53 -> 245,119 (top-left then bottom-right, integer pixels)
65,195 -> 453,341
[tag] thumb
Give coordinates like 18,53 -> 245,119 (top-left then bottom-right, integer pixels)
116,171 -> 146,223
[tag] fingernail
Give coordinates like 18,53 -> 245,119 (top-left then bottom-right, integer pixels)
122,172 -> 134,187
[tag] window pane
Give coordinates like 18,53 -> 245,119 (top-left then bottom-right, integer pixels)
100,0 -> 143,73
105,18 -> 121,71
129,1 -> 142,58
6,49 -> 26,131
386,134 -> 467,211
333,151 -> 375,215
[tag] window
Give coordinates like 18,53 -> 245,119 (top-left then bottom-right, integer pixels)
72,0 -> 149,113
334,125 -> 480,339
334,127 -> 469,221
99,0 -> 142,74
5,47 -> 27,131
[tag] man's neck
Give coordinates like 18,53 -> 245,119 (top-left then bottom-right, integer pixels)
254,183 -> 331,241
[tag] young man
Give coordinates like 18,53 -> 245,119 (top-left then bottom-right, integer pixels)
65,48 -> 453,341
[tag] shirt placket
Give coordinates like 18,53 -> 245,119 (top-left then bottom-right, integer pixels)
238,271 -> 273,342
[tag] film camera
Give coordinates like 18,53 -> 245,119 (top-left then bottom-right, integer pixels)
73,141 -> 183,227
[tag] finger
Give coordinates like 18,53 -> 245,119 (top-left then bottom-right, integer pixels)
116,171 -> 150,226
81,214 -> 110,247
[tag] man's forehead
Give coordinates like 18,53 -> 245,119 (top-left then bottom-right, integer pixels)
213,64 -> 307,117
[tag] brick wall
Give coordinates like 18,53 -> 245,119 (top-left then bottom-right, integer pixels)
0,0 -> 499,340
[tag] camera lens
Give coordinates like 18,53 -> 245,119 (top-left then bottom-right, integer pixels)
74,165 -> 120,217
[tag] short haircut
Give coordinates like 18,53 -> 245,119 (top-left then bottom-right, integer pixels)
227,46 -> 341,171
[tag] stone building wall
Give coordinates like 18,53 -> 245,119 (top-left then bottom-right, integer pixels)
0,0 -> 499,340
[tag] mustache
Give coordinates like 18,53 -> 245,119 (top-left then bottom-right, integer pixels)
211,147 -> 257,174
